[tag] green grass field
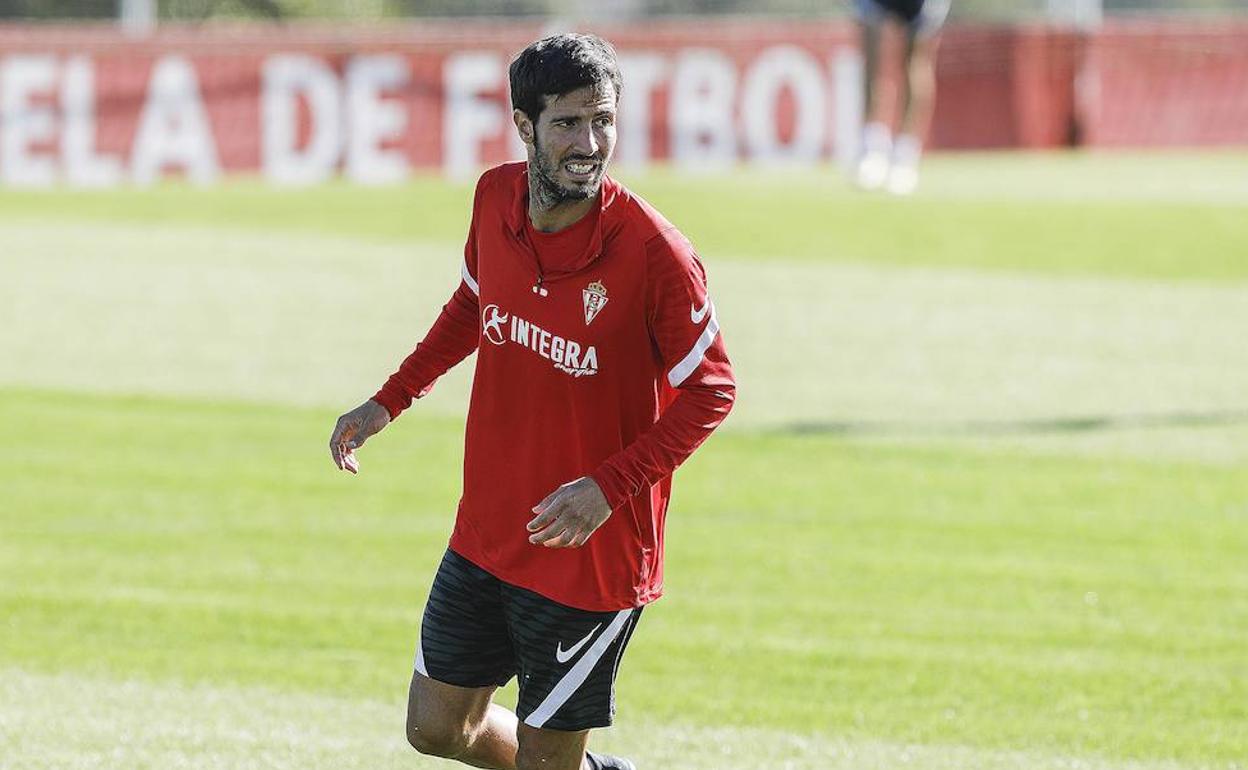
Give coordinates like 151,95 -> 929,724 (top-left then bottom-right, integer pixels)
2,152 -> 1246,769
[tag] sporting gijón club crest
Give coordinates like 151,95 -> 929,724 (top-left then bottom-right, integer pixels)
583,280 -> 608,325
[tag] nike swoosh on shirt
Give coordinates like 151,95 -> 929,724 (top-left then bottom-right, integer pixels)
691,299 -> 712,325
555,623 -> 602,664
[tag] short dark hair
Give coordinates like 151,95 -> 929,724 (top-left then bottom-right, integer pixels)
509,33 -> 622,123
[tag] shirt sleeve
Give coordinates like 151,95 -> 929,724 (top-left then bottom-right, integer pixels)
371,173 -> 488,420
589,229 -> 736,508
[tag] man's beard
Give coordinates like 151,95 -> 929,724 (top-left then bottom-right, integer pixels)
530,137 -> 603,209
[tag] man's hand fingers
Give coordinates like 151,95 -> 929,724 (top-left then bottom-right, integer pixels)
530,488 -> 561,516
529,519 -> 564,544
329,401 -> 387,475
535,523 -> 576,548
329,417 -> 354,469
546,529 -> 584,546
330,421 -> 365,474
529,507 -> 573,544
532,509 -> 596,547
527,494 -> 563,531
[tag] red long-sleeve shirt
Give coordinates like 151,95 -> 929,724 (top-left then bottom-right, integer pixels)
373,163 -> 735,611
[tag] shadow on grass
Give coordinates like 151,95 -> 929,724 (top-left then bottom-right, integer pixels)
779,410 -> 1248,437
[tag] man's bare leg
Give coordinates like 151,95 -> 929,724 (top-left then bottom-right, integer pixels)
406,672 -> 518,769
515,722 -> 593,770
899,29 -> 941,141
855,19 -> 894,189
888,27 -> 941,194
406,673 -> 630,770
859,19 -> 881,125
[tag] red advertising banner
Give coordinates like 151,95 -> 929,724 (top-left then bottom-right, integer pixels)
1082,20 -> 1248,147
0,19 -> 1243,186
0,20 -> 858,185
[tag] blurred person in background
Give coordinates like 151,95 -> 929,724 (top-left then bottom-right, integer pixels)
852,0 -> 950,194
329,32 -> 734,770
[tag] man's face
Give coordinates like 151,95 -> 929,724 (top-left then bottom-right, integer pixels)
521,80 -> 617,204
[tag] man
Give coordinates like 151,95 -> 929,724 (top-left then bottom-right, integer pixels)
328,33 -> 735,770
852,0 -> 950,194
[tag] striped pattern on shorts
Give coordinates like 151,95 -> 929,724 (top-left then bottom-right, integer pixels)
415,548 -> 643,731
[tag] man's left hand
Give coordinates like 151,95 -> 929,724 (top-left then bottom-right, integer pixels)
527,477 -> 612,548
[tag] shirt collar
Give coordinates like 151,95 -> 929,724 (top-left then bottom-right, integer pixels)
506,164 -> 621,255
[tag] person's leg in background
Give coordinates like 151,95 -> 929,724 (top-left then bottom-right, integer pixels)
888,22 -> 942,194
854,0 -> 893,189
888,0 -> 949,194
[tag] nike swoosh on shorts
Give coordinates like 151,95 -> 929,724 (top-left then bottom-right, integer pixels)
555,623 -> 602,664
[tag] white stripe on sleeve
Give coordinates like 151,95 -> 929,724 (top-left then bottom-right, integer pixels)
461,260 -> 479,296
667,303 -> 719,388
523,608 -> 634,728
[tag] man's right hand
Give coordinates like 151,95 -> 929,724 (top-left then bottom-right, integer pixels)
329,399 -> 391,475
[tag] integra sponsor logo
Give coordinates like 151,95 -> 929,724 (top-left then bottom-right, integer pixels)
481,304 -> 599,377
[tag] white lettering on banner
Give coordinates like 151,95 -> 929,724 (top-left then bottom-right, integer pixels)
1,55 -> 58,187
0,40 -> 859,187
741,45 -> 826,163
262,54 -> 342,185
62,57 -> 122,187
669,49 -> 737,169
131,56 -> 220,185
444,52 -> 504,180
346,55 -> 409,185
615,53 -> 665,169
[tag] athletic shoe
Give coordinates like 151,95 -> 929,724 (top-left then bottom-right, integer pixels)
887,134 -> 922,195
886,162 -> 918,195
854,151 -> 890,191
854,122 -> 892,191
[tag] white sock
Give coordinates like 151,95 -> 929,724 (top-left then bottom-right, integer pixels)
893,134 -> 922,166
862,122 -> 892,156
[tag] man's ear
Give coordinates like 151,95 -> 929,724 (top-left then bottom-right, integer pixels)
513,109 -> 535,147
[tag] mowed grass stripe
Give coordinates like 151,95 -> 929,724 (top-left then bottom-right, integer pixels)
4,220 -> 1248,463
0,152 -> 1245,280
0,668 -> 1202,770
2,389 -> 1245,762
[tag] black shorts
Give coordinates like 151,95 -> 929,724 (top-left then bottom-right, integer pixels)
855,0 -> 951,36
414,549 -> 643,731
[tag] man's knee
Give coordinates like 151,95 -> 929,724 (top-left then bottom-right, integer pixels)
405,672 -> 494,759
406,713 -> 470,758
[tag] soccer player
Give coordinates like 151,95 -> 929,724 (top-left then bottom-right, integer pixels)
852,0 -> 950,194
327,33 -> 735,770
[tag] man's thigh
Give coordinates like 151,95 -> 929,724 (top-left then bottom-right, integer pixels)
503,585 -> 643,732
407,671 -> 497,746
408,550 -> 514,754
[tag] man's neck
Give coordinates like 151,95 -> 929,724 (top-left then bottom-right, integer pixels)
528,179 -> 597,233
